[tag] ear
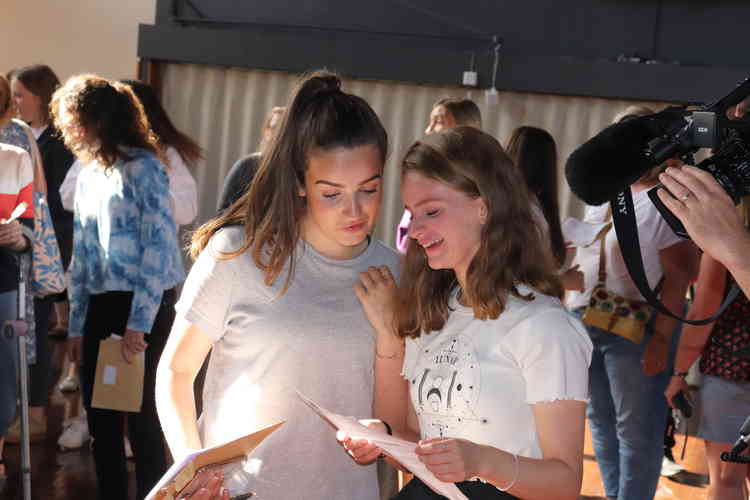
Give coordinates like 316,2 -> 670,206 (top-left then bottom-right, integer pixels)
477,198 -> 488,225
298,185 -> 307,197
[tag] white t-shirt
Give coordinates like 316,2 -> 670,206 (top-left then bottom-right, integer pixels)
402,287 -> 592,459
175,226 -> 400,500
566,188 -> 684,311
59,146 -> 198,226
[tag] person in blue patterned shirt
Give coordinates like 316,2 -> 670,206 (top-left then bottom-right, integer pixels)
51,74 -> 185,500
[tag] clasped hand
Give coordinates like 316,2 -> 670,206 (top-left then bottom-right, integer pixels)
338,423 -> 481,483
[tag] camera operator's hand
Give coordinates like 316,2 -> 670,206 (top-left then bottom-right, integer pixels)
664,375 -> 689,409
657,166 -> 750,273
727,96 -> 749,120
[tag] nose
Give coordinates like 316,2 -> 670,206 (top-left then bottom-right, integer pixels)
407,217 -> 422,240
343,193 -> 362,217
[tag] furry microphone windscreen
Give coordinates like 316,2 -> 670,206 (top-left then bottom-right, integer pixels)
565,116 -> 662,205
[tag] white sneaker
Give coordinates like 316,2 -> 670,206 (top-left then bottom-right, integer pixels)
661,456 -> 684,477
57,415 -> 90,451
58,375 -> 80,393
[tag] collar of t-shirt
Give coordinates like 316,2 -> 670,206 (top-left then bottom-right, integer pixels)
31,124 -> 48,140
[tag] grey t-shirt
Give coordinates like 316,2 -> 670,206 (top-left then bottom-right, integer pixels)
176,226 -> 400,500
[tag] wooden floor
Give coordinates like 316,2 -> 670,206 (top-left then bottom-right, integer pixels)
1,337 -> 714,500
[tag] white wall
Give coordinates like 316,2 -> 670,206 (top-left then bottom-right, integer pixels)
0,0 -> 156,81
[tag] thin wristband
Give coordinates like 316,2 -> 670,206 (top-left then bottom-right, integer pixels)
673,371 -> 688,378
498,452 -> 519,492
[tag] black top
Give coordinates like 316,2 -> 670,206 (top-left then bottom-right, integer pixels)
0,218 -> 33,294
217,152 -> 261,213
37,126 -> 75,268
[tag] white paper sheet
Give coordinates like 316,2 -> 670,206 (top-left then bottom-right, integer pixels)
297,391 -> 468,500
562,217 -> 611,248
102,365 -> 117,385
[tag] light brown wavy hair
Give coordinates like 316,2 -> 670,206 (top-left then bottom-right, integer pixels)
190,71 -> 388,294
396,127 -> 562,338
50,74 -> 159,169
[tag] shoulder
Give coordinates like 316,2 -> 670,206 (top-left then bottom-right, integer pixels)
504,290 -> 589,345
123,149 -> 168,178
205,225 -> 247,257
228,153 -> 261,178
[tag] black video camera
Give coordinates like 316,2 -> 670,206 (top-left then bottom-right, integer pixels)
647,76 -> 750,238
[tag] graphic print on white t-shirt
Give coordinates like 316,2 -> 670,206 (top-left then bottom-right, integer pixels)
410,333 -> 484,438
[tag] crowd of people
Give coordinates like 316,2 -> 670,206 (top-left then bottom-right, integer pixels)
0,63 -> 749,500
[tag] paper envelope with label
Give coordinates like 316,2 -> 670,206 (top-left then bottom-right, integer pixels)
91,334 -> 144,412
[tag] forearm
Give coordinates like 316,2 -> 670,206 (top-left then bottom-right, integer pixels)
374,361 -> 408,434
474,446 -> 581,500
727,265 -> 750,302
652,279 -> 689,341
155,366 -> 203,460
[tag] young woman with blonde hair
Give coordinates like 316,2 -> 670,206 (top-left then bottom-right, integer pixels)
344,127 -> 592,499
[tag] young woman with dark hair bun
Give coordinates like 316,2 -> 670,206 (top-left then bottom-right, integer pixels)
155,71 -> 403,500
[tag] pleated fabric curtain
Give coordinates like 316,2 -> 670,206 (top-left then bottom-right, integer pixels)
160,62 -> 665,249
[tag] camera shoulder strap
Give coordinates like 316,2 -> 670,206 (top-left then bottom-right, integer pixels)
611,188 -> 739,325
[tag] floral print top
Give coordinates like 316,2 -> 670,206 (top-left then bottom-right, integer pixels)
69,148 -> 185,337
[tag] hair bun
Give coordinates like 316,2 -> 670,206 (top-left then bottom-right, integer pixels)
300,72 -> 342,99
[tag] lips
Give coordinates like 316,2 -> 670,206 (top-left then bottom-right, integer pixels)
420,238 -> 444,253
342,221 -> 367,232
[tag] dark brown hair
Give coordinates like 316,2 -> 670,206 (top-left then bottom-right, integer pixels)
50,74 -> 159,168
506,126 -> 566,267
120,80 -> 203,167
9,64 -> 60,125
191,71 -> 388,293
0,75 -> 10,118
434,98 -> 482,128
397,127 -> 562,338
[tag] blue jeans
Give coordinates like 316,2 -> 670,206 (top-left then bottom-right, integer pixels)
573,308 -> 678,500
0,290 -> 19,434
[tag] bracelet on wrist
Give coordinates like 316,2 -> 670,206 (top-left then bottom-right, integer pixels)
498,452 -> 519,492
672,371 -> 689,378
375,347 -> 404,360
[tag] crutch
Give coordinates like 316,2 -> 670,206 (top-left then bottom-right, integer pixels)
2,250 -> 33,500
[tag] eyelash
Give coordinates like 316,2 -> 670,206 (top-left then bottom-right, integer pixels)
322,188 -> 378,199
426,209 -> 440,217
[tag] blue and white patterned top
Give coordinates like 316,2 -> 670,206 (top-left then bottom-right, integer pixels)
69,148 -> 185,338
0,119 -> 34,157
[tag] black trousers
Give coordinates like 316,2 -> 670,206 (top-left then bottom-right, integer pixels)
80,289 -> 175,500
392,477 -> 519,500
29,295 -> 53,407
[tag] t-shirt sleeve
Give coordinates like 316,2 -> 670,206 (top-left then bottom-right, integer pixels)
637,195 -> 683,251
401,336 -> 420,380
175,227 -> 246,341
510,309 -> 593,405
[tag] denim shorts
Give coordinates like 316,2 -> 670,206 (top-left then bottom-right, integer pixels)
698,374 -> 750,444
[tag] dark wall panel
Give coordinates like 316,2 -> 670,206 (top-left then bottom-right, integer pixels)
142,0 -> 750,102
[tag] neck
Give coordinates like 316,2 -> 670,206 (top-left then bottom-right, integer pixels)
30,119 -> 47,130
0,105 -> 13,128
299,220 -> 369,261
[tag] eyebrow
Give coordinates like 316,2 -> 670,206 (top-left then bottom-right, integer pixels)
314,173 -> 382,188
405,198 -> 444,210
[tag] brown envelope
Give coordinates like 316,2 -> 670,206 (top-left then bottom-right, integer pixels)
91,336 -> 144,412
148,421 -> 286,500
